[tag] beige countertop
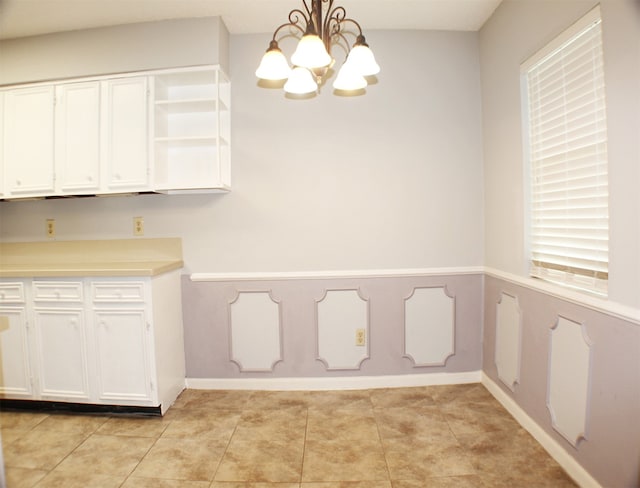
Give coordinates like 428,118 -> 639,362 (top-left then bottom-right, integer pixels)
0,238 -> 183,278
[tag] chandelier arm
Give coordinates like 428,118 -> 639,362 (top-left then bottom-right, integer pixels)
271,22 -> 306,42
301,0 -> 314,19
288,7 -> 309,27
271,11 -> 308,41
330,31 -> 351,57
333,17 -> 365,38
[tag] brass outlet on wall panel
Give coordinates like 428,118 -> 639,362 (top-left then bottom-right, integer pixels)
356,328 -> 366,346
133,216 -> 144,236
46,219 -> 55,238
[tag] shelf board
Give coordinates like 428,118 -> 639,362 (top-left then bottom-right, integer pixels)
154,136 -> 220,146
154,98 -> 220,113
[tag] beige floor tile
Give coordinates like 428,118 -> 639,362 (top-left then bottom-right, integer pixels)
32,413 -> 109,435
306,409 -> 379,442
33,470 -> 124,488
54,434 -> 154,478
302,483 -> 392,488
457,429 -> 577,487
391,475 -> 484,488
246,390 -> 310,410
3,429 -> 87,470
231,407 -> 307,443
1,428 -> 25,445
302,438 -> 389,482
384,441 -> 476,480
375,406 -> 453,442
172,389 -> 252,410
161,409 -> 240,440
307,390 -> 373,411
132,436 -> 226,481
211,484 -> 300,488
0,385 -> 575,487
428,384 -> 496,406
441,400 -> 520,436
0,411 -> 48,431
369,387 -> 436,409
122,477 -> 211,487
4,466 -> 48,488
96,415 -> 170,438
215,438 -> 304,483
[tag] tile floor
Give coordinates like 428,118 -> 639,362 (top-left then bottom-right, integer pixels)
1,383 -> 577,487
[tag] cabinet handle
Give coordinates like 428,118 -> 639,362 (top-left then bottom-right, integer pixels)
16,180 -> 21,186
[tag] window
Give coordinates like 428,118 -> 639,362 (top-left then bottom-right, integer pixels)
522,6 -> 609,295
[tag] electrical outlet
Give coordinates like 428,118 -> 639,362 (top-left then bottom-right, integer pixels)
355,328 -> 366,346
46,219 -> 55,238
133,216 -> 144,236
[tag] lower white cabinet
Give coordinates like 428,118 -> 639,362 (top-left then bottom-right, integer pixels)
0,281 -> 33,398
34,308 -> 90,401
0,272 -> 185,414
32,279 -> 90,401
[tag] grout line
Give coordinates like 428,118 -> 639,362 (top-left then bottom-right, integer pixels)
300,405 -> 309,485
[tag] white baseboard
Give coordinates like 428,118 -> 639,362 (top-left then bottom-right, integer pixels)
482,373 -> 601,488
185,370 -> 482,391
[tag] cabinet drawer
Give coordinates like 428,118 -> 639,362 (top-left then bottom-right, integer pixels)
91,282 -> 146,303
33,281 -> 83,302
0,283 -> 25,303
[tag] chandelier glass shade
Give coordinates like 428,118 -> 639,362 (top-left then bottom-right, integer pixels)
255,0 -> 380,95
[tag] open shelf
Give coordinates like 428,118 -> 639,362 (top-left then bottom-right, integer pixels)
152,66 -> 230,193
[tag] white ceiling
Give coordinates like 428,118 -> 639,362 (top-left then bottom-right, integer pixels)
0,0 -> 503,40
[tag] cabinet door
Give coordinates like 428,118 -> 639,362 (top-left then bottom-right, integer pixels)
93,309 -> 153,404
0,92 -> 4,198
55,82 -> 101,193
103,77 -> 149,191
0,307 -> 33,398
3,86 -> 55,196
33,308 -> 90,401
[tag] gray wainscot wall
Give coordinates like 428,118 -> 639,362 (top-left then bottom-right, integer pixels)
182,272 -> 483,382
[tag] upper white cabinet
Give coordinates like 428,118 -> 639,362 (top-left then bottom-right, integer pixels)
3,86 -> 56,197
153,66 -> 230,192
103,77 -> 150,192
0,65 -> 229,199
55,81 -> 102,194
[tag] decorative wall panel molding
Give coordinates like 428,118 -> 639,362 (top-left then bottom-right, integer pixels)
495,292 -> 522,391
547,316 -> 592,447
229,291 -> 282,372
316,289 -> 369,370
403,286 -> 455,367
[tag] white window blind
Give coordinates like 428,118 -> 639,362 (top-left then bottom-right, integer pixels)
523,7 -> 609,295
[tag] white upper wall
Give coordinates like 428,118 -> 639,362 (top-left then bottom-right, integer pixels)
0,24 -> 485,275
479,0 -> 640,308
0,17 -> 230,85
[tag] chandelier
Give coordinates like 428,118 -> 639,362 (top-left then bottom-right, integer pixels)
255,0 -> 380,96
